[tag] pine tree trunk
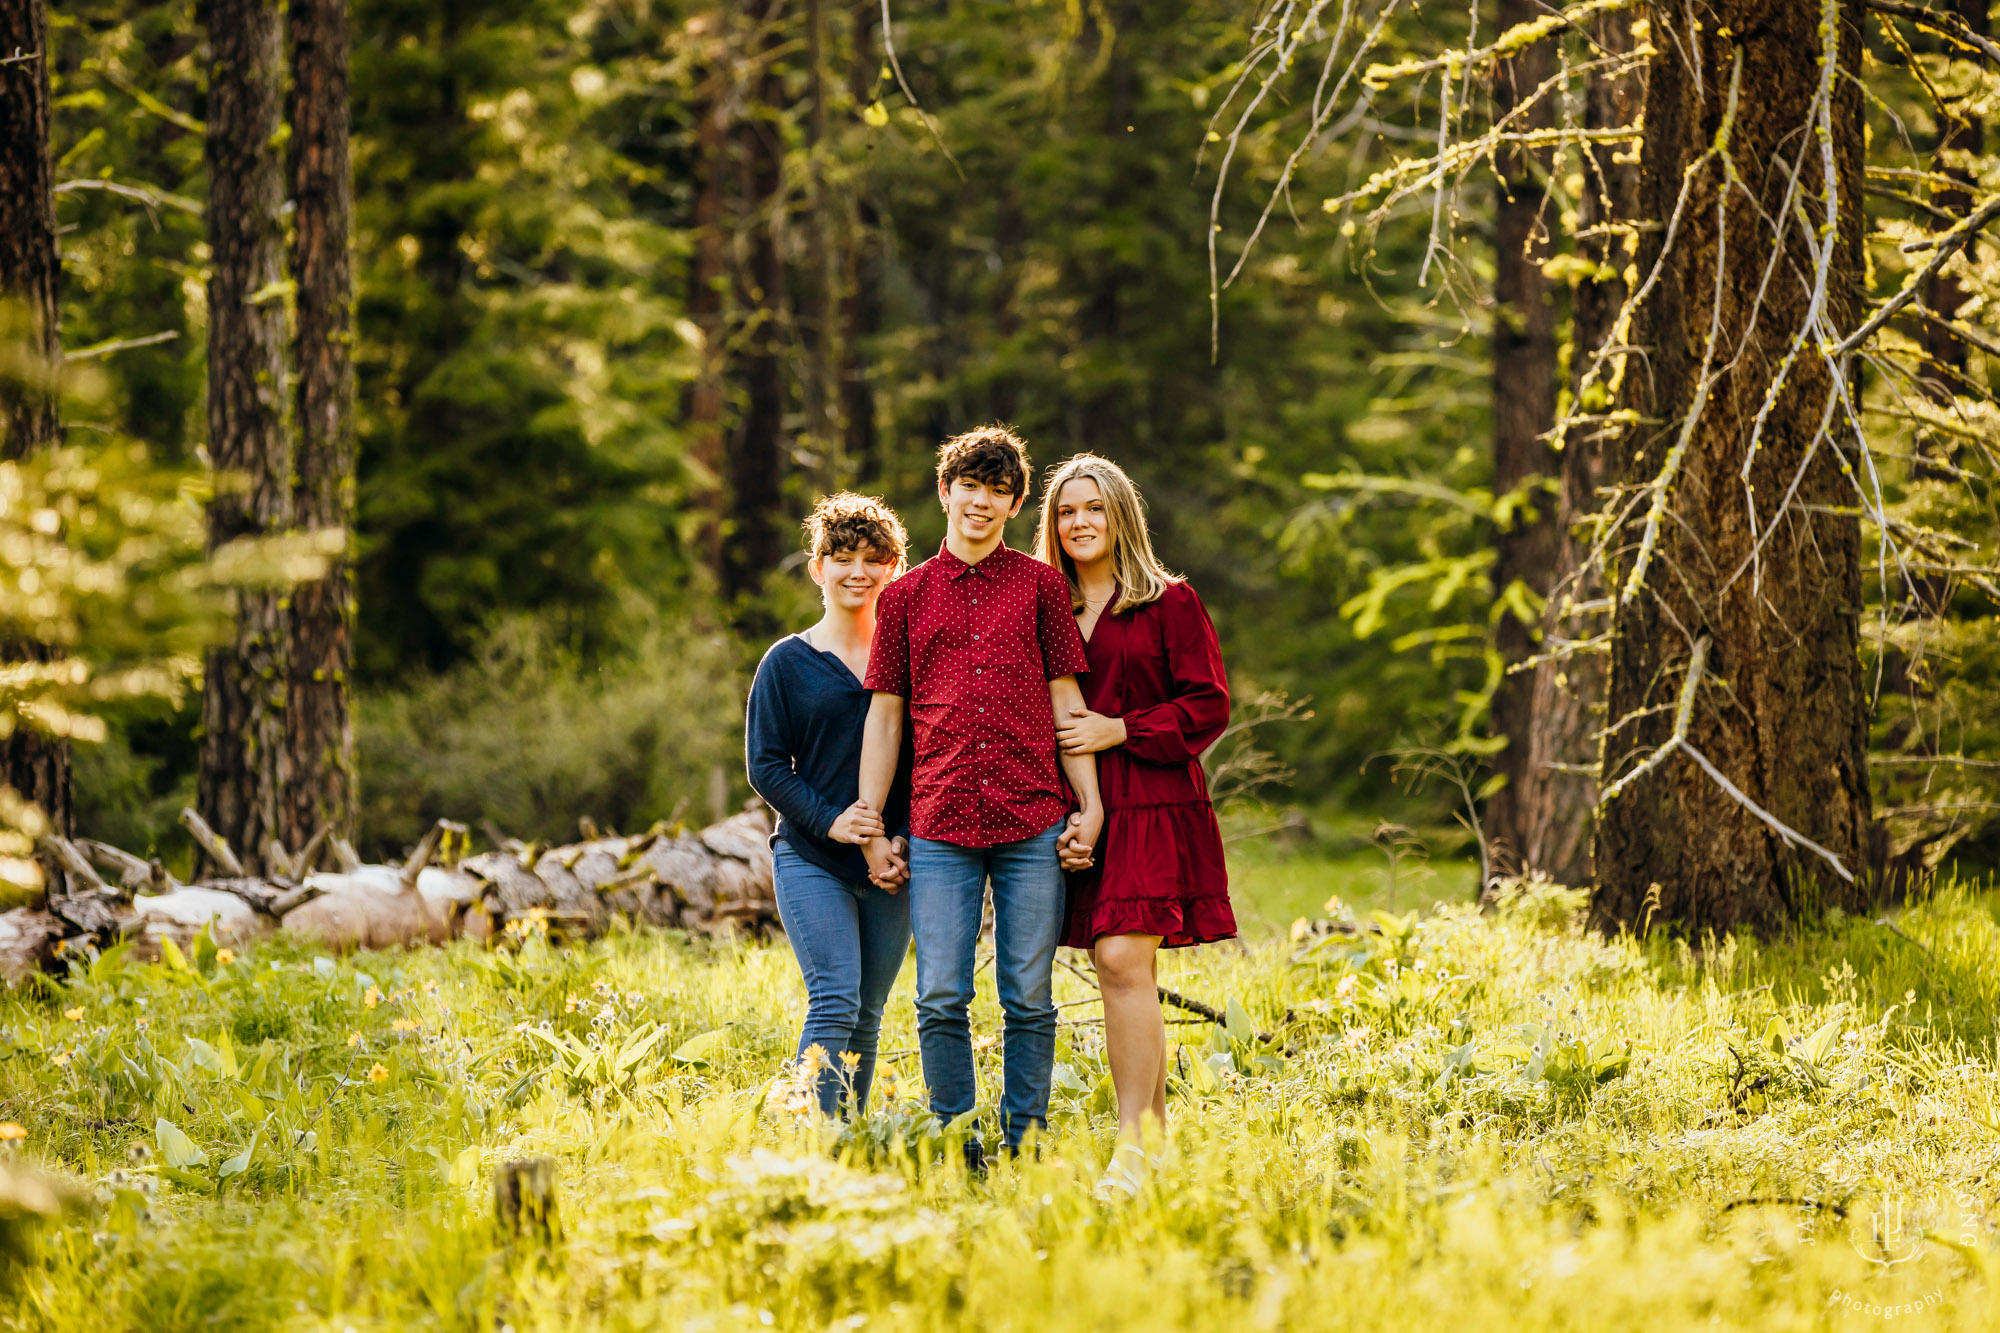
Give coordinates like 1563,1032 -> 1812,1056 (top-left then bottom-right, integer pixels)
1518,8 -> 1643,887
687,9 -> 731,581
1917,0 -> 1984,418
1594,0 -> 1873,935
199,0 -> 292,877
1482,0 -> 1560,881
284,0 -> 357,854
0,0 -> 72,838
840,2 -> 880,484
722,8 -> 787,628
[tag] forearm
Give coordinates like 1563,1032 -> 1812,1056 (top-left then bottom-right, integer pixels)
1050,676 -> 1102,811
1060,747 -> 1101,814
857,693 -> 905,812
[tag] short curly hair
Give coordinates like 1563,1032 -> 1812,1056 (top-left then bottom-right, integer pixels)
803,492 -> 908,567
936,424 -> 1031,498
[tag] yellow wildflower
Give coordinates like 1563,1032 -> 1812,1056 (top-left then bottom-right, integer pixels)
367,1063 -> 389,1083
1289,917 -> 1310,943
50,1052 -> 69,1067
801,1043 -> 827,1073
0,1123 -> 25,1141
346,1031 -> 362,1048
216,948 -> 235,965
972,1034 -> 998,1052
564,995 -> 581,1014
839,1050 -> 861,1070
63,1007 -> 83,1022
392,1019 -> 419,1033
364,987 -> 383,1008
422,979 -> 438,994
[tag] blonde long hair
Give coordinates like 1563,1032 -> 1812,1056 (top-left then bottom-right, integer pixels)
1032,453 -> 1178,614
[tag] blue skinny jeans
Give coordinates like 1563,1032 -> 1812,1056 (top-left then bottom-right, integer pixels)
772,843 -> 912,1115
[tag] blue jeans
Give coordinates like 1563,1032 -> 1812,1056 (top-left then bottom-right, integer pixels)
908,821 -> 1065,1149
772,844 -> 912,1116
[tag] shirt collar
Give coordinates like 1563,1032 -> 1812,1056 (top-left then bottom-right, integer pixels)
935,540 -> 1012,581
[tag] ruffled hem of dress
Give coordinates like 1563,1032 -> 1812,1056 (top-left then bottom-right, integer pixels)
1062,894 -> 1237,950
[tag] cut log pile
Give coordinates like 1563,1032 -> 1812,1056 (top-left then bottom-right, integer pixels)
0,805 -> 779,986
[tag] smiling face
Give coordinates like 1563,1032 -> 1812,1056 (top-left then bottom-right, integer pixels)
810,545 -> 897,613
1054,477 -> 1113,569
938,473 -> 1024,546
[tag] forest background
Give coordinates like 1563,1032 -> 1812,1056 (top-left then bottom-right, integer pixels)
12,0 -> 2000,906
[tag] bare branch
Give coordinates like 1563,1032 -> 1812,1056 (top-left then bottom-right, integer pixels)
1837,194 -> 2000,355
1863,0 -> 2000,64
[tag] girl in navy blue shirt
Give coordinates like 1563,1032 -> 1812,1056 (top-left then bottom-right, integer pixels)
745,494 -> 913,1116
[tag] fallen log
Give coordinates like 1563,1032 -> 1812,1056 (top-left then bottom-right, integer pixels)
0,804 -> 781,986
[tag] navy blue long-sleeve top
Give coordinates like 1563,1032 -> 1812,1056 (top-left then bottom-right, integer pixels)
745,633 -> 912,883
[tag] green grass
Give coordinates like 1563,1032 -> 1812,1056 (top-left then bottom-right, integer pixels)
3,873 -> 1999,1330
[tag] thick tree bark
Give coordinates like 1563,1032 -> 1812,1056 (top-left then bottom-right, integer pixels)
840,2 -> 881,484
1517,9 -> 1644,887
721,8 -> 787,629
199,0 -> 292,877
686,9 -> 731,581
1482,0 -> 1561,880
284,0 -> 358,852
0,0 -> 73,839
1916,0 -> 1986,412
1594,0 -> 1873,935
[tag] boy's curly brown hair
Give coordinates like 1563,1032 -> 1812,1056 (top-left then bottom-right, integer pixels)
803,492 -> 908,567
935,424 -> 1031,498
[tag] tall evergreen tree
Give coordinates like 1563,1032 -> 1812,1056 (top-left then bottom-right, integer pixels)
1482,0 -> 1560,879
0,0 -> 72,839
1594,0 -> 1874,933
284,0 -> 357,852
1520,11 -> 1643,888
198,0 -> 291,873
720,2 -> 787,628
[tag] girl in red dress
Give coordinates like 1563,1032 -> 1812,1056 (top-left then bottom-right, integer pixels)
1032,453 -> 1235,1196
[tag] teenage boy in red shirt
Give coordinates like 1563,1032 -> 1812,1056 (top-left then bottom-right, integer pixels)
855,426 -> 1102,1170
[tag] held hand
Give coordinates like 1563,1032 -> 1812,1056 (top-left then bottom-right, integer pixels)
828,800 -> 887,845
863,835 -> 909,892
1057,807 -> 1102,871
1057,707 -> 1127,756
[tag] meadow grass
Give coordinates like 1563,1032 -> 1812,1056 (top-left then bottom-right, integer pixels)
1,863 -> 1997,1331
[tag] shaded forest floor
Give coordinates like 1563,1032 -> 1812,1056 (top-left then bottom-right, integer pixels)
1,852 -> 1997,1330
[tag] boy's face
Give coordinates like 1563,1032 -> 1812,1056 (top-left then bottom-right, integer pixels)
811,545 -> 897,612
937,473 -> 1024,545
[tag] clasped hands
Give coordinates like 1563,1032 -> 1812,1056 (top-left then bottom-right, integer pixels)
829,800 -> 909,891
830,798 -> 1103,882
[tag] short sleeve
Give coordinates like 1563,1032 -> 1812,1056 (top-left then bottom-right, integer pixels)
1036,565 -> 1090,680
863,572 -> 914,696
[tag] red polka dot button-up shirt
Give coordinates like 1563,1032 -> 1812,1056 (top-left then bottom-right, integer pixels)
864,542 -> 1090,848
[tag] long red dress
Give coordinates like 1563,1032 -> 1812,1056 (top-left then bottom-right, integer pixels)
1063,580 -> 1237,949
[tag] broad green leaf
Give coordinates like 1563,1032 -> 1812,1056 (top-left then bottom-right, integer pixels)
158,937 -> 191,974
614,1023 -> 669,1073
1794,1017 -> 1843,1067
1763,1016 -> 1789,1054
670,1029 -> 729,1066
448,1145 -> 481,1186
218,1133 -> 256,1179
155,1117 -> 207,1169
186,1034 -> 238,1079
1225,996 -> 1257,1047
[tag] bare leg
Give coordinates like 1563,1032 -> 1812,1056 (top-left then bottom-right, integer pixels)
1093,932 -> 1166,1145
